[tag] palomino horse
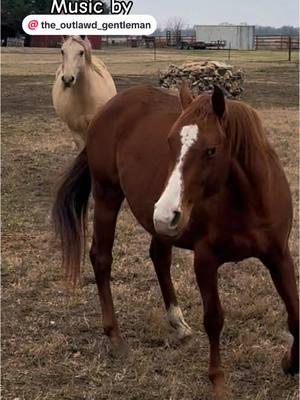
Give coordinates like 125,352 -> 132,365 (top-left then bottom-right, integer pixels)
52,84 -> 299,398
52,35 -> 116,149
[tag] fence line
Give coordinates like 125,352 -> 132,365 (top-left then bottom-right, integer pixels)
255,35 -> 299,50
3,34 -> 300,51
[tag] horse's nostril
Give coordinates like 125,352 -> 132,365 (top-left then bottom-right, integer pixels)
170,211 -> 181,227
62,76 -> 75,85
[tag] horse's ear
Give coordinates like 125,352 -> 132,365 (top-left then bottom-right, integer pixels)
81,35 -> 91,49
62,35 -> 69,41
180,81 -> 193,110
212,85 -> 225,119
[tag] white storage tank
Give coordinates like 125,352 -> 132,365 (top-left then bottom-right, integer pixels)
195,25 -> 255,50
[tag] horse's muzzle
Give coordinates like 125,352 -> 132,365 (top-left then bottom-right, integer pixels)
62,75 -> 75,87
153,207 -> 182,237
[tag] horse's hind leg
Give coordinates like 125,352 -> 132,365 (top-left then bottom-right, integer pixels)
149,237 -> 193,340
261,248 -> 299,375
90,183 -> 125,355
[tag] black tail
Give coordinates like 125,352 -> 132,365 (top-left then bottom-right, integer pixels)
52,148 -> 91,285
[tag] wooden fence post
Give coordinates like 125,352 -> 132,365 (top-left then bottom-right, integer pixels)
228,42 -> 231,61
154,39 -> 157,62
288,36 -> 292,62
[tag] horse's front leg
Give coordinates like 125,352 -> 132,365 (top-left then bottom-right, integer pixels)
149,237 -> 193,341
71,130 -> 85,151
90,184 -> 126,356
194,245 -> 227,399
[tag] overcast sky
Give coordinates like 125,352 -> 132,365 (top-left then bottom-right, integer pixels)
131,0 -> 299,28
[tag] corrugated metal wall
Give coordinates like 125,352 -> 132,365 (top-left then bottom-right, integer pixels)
195,25 -> 255,50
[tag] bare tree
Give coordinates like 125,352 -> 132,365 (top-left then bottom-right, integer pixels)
154,23 -> 164,36
166,17 -> 186,33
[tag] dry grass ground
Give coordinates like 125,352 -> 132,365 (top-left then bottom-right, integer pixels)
2,48 -> 299,400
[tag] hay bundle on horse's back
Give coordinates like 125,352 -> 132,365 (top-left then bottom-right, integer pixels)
160,61 -> 244,98
52,35 -> 117,150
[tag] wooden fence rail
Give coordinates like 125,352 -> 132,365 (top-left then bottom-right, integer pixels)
255,35 -> 299,50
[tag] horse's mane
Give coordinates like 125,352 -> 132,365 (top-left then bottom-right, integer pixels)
224,99 -> 273,173
68,36 -> 107,77
90,57 -> 108,78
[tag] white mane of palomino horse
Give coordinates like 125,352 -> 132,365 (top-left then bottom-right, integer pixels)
52,35 -> 117,149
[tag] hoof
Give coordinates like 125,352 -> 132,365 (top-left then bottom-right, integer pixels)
168,305 -> 193,343
281,351 -> 299,375
178,326 -> 193,343
109,339 -> 129,359
210,371 -> 231,400
212,384 -> 232,400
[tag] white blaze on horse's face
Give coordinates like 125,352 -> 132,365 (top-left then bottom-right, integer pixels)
153,124 -> 199,236
61,38 -> 86,87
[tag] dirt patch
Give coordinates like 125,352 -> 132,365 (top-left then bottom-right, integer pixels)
2,51 -> 299,400
1,74 -> 157,116
243,63 -> 299,108
2,62 -> 298,117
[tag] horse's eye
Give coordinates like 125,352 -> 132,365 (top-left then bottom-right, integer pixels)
79,51 -> 84,56
61,50 -> 64,55
206,147 -> 216,159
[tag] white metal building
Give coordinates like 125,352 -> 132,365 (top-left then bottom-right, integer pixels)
195,25 -> 255,50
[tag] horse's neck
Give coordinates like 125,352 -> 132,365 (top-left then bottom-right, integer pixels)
68,66 -> 103,109
73,66 -> 94,95
227,157 -> 271,217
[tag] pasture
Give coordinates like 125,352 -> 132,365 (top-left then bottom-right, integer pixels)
2,47 -> 299,399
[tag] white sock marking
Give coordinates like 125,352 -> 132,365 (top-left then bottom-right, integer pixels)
167,304 -> 193,340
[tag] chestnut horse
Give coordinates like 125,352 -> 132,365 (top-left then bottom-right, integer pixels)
52,84 -> 299,398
